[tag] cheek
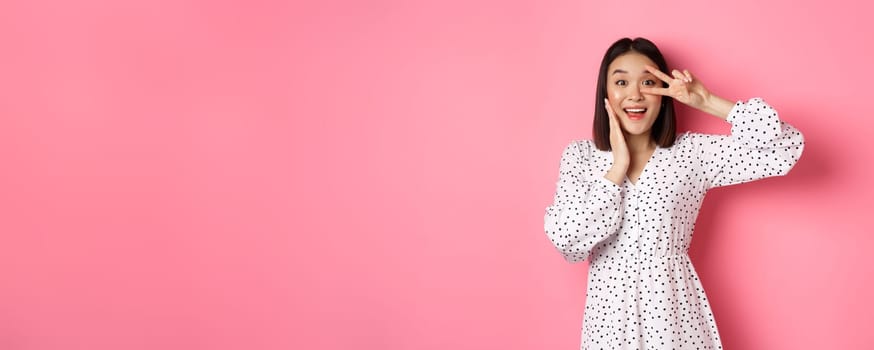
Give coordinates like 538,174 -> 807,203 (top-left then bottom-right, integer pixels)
649,99 -> 662,115
606,87 -> 621,101
607,92 -> 625,110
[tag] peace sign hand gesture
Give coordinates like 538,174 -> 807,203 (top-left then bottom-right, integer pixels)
640,65 -> 711,112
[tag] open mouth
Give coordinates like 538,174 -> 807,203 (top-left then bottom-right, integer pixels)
623,108 -> 647,120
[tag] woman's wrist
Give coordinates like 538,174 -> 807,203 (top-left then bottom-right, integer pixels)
701,93 -> 735,120
604,164 -> 628,185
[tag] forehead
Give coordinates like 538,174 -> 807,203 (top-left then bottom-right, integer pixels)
608,52 -> 658,73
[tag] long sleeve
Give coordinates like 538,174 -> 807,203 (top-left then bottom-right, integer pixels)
543,140 -> 624,263
693,97 -> 805,189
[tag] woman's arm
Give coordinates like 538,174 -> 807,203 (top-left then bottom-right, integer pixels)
638,64 -> 804,188
544,141 -> 625,263
698,94 -> 736,121
640,64 -> 734,120
695,98 -> 805,189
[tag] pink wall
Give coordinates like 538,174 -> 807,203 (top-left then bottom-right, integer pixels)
0,0 -> 870,349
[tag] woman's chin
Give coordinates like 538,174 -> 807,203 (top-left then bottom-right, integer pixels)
621,127 -> 651,136
620,119 -> 655,136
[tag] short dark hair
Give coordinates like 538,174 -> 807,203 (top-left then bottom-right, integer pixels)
592,37 -> 676,151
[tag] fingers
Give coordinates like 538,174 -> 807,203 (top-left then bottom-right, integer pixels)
604,98 -> 615,117
604,98 -> 616,127
647,65 -> 694,84
673,69 -> 693,83
604,98 -> 620,129
644,65 -> 674,84
640,86 -> 671,96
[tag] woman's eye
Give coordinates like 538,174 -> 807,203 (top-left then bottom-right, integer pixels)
643,79 -> 656,86
616,80 -> 627,86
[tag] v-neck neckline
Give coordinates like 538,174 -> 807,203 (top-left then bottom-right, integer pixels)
625,146 -> 661,188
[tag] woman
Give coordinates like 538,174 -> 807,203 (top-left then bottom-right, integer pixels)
543,37 -> 804,349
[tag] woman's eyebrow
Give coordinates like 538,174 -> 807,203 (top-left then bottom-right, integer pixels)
612,69 -> 653,75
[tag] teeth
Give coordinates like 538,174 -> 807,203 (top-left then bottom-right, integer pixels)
625,108 -> 646,113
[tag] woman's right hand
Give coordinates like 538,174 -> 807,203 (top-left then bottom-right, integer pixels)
604,98 -> 629,184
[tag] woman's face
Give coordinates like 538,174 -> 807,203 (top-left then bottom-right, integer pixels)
606,52 -> 662,136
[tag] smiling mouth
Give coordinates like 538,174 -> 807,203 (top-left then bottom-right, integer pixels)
623,108 -> 647,120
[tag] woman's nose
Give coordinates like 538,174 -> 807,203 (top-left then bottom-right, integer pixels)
627,87 -> 643,101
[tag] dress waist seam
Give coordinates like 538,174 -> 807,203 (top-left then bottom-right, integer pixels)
592,253 -> 690,265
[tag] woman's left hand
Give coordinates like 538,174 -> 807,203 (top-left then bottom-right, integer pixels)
641,65 -> 736,120
640,65 -> 711,111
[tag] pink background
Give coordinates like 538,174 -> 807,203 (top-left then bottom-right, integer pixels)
0,0 -> 871,349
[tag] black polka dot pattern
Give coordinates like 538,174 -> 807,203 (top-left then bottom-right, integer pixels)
544,98 -> 804,349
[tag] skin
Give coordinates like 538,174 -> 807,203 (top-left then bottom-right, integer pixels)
602,52 -> 737,186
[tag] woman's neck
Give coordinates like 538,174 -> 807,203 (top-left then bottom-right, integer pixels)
624,132 -> 656,154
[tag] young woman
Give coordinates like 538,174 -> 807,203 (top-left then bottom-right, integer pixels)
543,37 -> 804,349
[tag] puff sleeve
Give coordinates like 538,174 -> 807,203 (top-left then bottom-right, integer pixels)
544,141 -> 624,263
689,98 -> 805,190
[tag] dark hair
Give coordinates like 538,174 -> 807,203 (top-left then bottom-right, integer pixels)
593,37 -> 676,151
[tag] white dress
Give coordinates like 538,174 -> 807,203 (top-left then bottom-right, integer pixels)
544,98 -> 804,349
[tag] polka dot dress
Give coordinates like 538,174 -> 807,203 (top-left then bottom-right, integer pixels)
544,98 -> 804,349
